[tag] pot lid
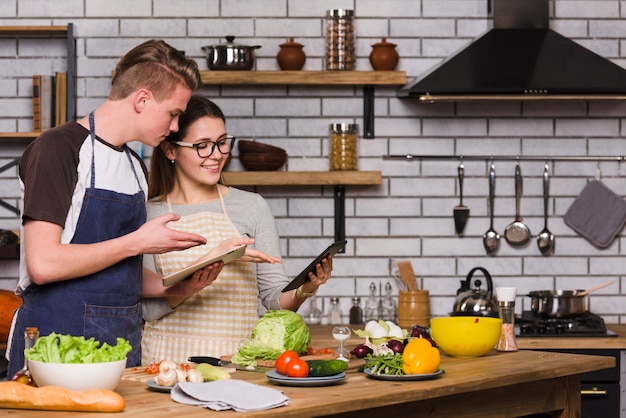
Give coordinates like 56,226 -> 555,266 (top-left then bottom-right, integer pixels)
279,37 -> 303,47
372,37 -> 396,48
206,36 -> 261,49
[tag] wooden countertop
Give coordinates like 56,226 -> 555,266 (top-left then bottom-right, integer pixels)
1,350 -> 613,417
1,324 -> 616,417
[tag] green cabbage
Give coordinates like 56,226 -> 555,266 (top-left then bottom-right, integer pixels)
231,310 -> 310,366
24,332 -> 132,364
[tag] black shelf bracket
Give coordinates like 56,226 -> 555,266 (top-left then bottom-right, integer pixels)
333,185 -> 346,252
363,86 -> 375,139
0,158 -> 20,215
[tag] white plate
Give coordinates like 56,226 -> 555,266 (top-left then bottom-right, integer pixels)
266,370 -> 346,387
363,368 -> 444,381
146,379 -> 174,392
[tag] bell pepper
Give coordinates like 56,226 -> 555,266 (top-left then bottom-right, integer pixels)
402,337 -> 440,374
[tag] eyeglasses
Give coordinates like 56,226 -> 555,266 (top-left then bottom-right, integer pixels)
171,135 -> 236,158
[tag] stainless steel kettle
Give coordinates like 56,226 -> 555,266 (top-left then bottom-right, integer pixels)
452,267 -> 499,317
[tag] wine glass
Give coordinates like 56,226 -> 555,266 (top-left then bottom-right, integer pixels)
332,326 -> 351,361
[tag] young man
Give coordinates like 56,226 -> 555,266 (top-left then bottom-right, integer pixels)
6,39 -> 246,376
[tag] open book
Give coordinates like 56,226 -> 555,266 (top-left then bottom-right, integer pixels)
162,244 -> 246,286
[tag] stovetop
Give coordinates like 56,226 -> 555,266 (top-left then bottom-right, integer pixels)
515,311 -> 617,337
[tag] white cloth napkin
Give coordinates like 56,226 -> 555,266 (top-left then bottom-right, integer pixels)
171,380 -> 289,412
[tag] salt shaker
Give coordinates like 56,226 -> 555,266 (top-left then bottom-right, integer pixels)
328,297 -> 343,325
364,282 -> 379,322
496,287 -> 518,352
381,282 -> 397,322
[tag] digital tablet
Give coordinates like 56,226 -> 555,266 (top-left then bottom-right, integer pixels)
281,240 -> 347,292
162,244 -> 246,286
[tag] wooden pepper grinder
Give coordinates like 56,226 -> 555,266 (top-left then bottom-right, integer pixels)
369,37 -> 399,71
276,37 -> 306,70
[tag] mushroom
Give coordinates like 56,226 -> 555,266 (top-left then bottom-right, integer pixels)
175,368 -> 187,383
186,368 -> 204,383
158,360 -> 177,373
155,368 -> 178,387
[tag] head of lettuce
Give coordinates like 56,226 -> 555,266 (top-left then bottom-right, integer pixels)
231,310 -> 311,366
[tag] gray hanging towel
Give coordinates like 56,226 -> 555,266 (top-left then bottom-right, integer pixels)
564,180 -> 626,248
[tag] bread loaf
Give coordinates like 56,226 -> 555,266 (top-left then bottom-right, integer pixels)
0,381 -> 125,412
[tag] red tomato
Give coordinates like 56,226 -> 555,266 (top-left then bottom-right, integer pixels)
275,350 -> 299,375
286,358 -> 309,378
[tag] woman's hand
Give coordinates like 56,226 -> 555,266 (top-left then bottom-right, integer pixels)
239,248 -> 283,264
210,237 -> 282,264
303,255 -> 333,292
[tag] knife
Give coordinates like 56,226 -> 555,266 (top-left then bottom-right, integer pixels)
188,356 -> 273,373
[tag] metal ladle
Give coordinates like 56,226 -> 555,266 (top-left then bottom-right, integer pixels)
483,163 -> 500,255
504,163 -> 531,246
537,164 -> 555,255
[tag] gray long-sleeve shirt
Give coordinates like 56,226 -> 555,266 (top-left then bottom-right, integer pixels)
142,187 -> 288,321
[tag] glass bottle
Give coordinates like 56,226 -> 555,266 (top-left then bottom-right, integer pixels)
329,123 -> 358,171
12,326 -> 39,386
325,9 -> 355,71
364,282 -> 379,322
381,282 -> 397,322
496,287 -> 518,352
349,296 -> 363,325
328,297 -> 343,325
303,296 -> 322,325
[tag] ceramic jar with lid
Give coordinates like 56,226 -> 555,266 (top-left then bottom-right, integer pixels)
369,37 -> 399,71
276,37 -> 306,70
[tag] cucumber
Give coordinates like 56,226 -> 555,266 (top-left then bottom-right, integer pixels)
306,359 -> 349,377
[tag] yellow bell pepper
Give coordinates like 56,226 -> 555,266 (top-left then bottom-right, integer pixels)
402,337 -> 440,374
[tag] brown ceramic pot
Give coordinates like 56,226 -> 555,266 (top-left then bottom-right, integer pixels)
277,37 -> 306,70
369,37 -> 399,71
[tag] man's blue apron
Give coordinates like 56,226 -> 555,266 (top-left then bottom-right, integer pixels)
8,112 -> 146,376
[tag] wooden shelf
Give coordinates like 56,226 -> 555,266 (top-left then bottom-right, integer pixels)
200,71 -> 406,138
0,26 -> 69,37
0,24 -> 76,141
222,170 -> 382,186
200,70 -> 406,86
222,170 -> 382,245
0,132 -> 39,141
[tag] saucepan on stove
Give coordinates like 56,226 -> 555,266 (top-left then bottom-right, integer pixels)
527,281 -> 613,317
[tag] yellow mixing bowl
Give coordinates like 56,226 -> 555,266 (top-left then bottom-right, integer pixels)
430,316 -> 502,358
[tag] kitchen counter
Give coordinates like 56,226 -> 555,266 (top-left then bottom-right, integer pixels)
1,326 -> 615,417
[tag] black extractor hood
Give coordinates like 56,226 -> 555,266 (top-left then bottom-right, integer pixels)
398,0 -> 626,102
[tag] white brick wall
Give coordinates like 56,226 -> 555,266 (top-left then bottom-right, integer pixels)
1,0 -> 626,324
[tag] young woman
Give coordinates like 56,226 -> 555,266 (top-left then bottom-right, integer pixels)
141,95 -> 333,363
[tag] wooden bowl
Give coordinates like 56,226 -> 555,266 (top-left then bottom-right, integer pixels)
238,140 -> 287,171
238,140 -> 285,154
239,152 -> 287,171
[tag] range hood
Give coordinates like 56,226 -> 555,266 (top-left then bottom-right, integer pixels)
398,0 -> 626,102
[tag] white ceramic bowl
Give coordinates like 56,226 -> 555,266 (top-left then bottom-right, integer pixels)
28,358 -> 126,390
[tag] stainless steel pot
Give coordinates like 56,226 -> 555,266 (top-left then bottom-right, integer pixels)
527,290 -> 586,317
202,36 -> 261,71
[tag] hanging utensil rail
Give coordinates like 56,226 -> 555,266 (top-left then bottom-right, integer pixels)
383,155 -> 626,162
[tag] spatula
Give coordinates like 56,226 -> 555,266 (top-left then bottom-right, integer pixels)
453,162 -> 469,234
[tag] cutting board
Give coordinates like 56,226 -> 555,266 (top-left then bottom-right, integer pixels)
123,355 -> 365,382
